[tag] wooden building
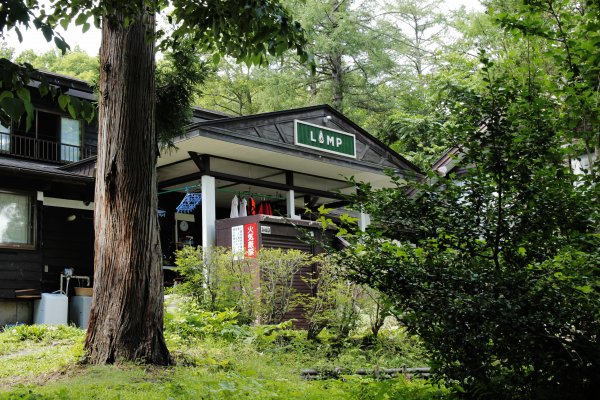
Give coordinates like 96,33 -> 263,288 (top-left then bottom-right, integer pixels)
157,105 -> 421,254
0,71 -> 421,326
0,73 -> 96,324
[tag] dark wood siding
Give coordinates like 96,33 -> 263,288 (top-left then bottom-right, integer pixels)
0,252 -> 42,298
40,206 -> 94,294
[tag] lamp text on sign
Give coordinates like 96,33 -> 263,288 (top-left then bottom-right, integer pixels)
294,120 -> 356,158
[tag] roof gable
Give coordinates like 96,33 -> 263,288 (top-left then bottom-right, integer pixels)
188,105 -> 421,176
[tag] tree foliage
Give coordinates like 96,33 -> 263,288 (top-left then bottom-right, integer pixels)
341,82 -> 599,399
192,0 -> 459,168
0,0 -> 94,128
335,1 -> 600,397
14,46 -> 99,81
155,40 -> 211,147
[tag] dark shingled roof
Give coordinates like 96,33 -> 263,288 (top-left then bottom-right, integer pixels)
0,156 -> 94,182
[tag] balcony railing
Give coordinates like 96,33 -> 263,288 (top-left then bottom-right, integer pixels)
0,132 -> 97,164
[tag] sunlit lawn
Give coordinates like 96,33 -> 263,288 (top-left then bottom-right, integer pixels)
0,325 -> 447,399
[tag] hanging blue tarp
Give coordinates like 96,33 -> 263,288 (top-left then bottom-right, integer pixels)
176,193 -> 202,213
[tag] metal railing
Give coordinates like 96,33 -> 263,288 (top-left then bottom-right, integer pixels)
0,132 -> 97,164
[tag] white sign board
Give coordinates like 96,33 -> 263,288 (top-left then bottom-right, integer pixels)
231,225 -> 244,260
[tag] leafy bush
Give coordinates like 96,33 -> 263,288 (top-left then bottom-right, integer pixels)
174,246 -> 313,325
165,299 -> 247,342
302,255 -> 364,340
339,58 -> 600,398
256,248 -> 309,324
174,246 -> 405,344
175,246 -> 258,323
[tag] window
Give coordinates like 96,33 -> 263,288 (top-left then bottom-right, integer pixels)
0,122 -> 9,152
12,110 -> 83,162
60,117 -> 82,162
0,191 -> 35,249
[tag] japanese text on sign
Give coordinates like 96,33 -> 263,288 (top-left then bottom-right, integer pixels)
245,223 -> 258,258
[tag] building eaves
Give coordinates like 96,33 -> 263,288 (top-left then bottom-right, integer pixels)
0,156 -> 94,183
31,70 -> 94,94
191,107 -> 232,121
187,104 -> 423,176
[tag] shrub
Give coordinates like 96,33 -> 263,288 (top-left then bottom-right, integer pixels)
256,248 -> 310,324
165,298 -> 247,342
302,255 -> 363,340
175,246 -> 258,323
174,246 -> 312,325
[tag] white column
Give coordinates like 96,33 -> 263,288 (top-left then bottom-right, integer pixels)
358,211 -> 371,232
287,189 -> 300,220
201,175 -> 216,249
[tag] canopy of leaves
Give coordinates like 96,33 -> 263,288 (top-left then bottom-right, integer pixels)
156,40 -> 211,147
14,46 -> 99,81
335,1 -> 600,397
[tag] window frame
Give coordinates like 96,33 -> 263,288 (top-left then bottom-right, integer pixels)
0,189 -> 37,250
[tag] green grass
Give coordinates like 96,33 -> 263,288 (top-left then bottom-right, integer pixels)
0,325 -> 85,388
0,322 -> 448,399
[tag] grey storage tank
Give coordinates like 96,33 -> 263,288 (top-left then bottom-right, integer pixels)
33,293 -> 68,325
69,295 -> 92,329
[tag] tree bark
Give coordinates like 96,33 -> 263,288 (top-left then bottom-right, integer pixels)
84,4 -> 170,365
329,52 -> 344,112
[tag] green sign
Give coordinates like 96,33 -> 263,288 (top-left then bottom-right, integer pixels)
294,120 -> 356,158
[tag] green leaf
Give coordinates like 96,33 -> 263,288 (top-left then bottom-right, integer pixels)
15,27 -> 23,43
58,94 -> 70,110
339,214 -> 358,225
0,91 -> 14,102
554,271 -> 565,280
38,83 -> 49,97
60,18 -> 69,30
54,37 -> 70,54
0,97 -> 25,121
574,285 -> 593,294
41,25 -> 53,42
23,101 -> 34,131
67,104 -> 77,118
75,12 -> 88,26
16,88 -> 30,103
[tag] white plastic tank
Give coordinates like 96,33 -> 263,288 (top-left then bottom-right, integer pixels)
33,293 -> 68,325
69,296 -> 92,329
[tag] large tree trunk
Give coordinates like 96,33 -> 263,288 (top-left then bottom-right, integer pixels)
84,4 -> 170,365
